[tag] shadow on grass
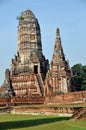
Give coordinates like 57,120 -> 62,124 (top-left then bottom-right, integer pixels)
0,116 -> 69,130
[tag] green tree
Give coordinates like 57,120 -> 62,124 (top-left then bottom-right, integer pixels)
82,65 -> 86,90
17,12 -> 24,20
72,63 -> 86,91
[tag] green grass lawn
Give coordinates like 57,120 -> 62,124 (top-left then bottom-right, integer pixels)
0,114 -> 86,130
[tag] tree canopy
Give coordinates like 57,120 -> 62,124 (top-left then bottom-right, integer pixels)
72,63 -> 86,91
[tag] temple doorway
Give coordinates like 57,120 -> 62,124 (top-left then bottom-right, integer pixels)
34,65 -> 38,74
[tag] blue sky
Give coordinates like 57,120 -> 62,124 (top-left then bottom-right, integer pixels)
0,0 -> 86,85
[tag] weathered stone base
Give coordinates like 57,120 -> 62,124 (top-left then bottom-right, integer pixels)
10,107 -> 74,116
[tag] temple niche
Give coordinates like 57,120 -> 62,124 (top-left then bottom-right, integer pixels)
0,9 -> 72,99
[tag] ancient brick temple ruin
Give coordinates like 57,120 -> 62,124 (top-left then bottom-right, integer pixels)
0,9 -> 73,102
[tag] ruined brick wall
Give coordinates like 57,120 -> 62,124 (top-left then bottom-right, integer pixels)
11,97 -> 45,105
0,96 -> 45,106
45,91 -> 86,104
0,90 -> 86,106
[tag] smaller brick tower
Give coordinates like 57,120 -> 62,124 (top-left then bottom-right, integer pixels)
45,28 -> 72,96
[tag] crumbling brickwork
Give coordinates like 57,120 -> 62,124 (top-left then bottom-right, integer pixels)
45,91 -> 86,104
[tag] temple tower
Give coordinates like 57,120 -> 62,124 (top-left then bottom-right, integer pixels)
45,28 -> 72,96
10,9 -> 48,76
10,9 -> 49,97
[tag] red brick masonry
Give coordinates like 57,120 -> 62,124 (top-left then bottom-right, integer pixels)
0,91 -> 86,106
45,90 -> 86,104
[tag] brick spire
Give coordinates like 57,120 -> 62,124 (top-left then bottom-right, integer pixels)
52,28 -> 65,64
45,28 -> 72,95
